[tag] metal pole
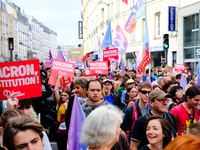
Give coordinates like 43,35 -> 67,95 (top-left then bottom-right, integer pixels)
10,50 -> 13,61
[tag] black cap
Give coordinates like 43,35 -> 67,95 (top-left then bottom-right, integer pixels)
103,78 -> 112,84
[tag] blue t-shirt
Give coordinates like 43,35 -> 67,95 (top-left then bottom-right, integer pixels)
104,95 -> 115,105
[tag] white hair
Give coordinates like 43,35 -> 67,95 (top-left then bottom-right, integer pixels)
80,105 -> 123,148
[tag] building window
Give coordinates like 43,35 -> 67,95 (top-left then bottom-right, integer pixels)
184,14 -> 199,47
172,52 -> 177,67
111,3 -> 113,18
155,12 -> 160,37
132,30 -> 136,43
117,0 -> 120,14
142,19 -> 145,40
101,8 -> 104,23
184,48 -> 194,59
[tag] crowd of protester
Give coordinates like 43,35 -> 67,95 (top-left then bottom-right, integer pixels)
1,65 -> 200,150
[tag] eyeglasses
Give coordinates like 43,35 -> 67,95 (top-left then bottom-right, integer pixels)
155,98 -> 169,103
141,90 -> 151,95
177,89 -> 184,92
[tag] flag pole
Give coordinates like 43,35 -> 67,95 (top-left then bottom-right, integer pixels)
145,0 -> 151,82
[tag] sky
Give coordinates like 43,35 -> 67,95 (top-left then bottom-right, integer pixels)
11,0 -> 83,46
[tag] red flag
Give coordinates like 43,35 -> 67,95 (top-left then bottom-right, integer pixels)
138,20 -> 151,74
82,53 -> 88,63
122,0 -> 128,4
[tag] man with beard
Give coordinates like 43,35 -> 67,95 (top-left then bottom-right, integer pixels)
130,90 -> 178,150
103,78 -> 121,107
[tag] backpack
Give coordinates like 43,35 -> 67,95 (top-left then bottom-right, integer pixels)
126,101 -> 138,137
122,98 -> 138,113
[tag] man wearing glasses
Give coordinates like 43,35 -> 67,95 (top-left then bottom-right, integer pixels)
130,90 -> 178,150
121,82 -> 152,142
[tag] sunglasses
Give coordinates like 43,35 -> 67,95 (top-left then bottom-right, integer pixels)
141,90 -> 151,95
71,92 -> 74,94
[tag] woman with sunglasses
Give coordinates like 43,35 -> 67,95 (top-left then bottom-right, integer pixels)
139,116 -> 172,150
55,76 -> 71,150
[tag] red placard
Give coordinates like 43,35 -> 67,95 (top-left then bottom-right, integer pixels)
103,48 -> 119,61
89,61 -> 108,74
51,59 -> 75,77
60,76 -> 74,85
175,64 -> 185,73
0,59 -> 42,100
80,74 -> 98,80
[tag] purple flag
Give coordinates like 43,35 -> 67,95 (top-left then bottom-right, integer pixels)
148,72 -> 152,85
120,61 -> 125,73
180,73 -> 187,90
48,50 -> 53,66
110,72 -> 113,79
113,25 -> 128,65
172,68 -> 176,75
67,94 -> 87,150
196,57 -> 200,85
56,50 -> 66,61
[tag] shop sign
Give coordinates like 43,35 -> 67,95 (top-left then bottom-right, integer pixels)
168,6 -> 176,31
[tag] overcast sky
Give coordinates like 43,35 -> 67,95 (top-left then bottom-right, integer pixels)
11,0 -> 83,46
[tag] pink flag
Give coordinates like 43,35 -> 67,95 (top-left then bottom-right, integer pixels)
113,25 -> 128,65
97,36 -> 103,61
134,51 -> 141,72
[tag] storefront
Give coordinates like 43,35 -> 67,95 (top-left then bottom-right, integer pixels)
183,13 -> 199,71
150,46 -> 165,68
178,1 -> 200,72
126,52 -> 135,69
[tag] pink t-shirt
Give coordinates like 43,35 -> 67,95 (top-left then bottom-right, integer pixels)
170,103 -> 199,136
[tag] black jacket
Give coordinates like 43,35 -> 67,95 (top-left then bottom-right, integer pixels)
32,82 -> 52,114
65,95 -> 75,141
110,92 -> 121,107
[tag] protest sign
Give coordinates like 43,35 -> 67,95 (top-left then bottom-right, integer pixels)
103,48 -> 119,61
164,65 -> 173,73
80,74 -> 98,80
85,70 -> 90,75
89,61 -> 108,74
175,64 -> 185,73
60,76 -> 74,85
0,59 -> 42,100
51,59 -> 75,77
75,61 -> 83,68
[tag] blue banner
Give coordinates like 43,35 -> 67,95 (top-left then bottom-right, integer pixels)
168,6 -> 176,31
